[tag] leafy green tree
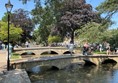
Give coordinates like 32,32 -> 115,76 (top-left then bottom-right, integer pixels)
33,26 -> 50,46
20,0 -> 99,44
101,29 -> 118,47
2,9 -> 34,43
0,21 -> 23,44
31,6 -> 54,45
76,17 -> 113,42
52,0 -> 99,43
96,0 -> 118,47
1,13 -> 8,22
110,29 -> 118,47
31,0 -> 63,45
78,22 -> 118,48
77,22 -> 103,43
12,9 -> 34,43
96,0 -> 118,18
48,36 -> 61,44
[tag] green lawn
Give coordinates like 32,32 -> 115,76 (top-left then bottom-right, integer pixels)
93,51 -> 106,54
10,53 -> 21,60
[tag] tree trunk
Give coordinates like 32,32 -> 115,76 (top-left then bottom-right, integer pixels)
70,31 -> 74,44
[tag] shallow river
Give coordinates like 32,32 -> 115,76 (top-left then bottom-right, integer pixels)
29,64 -> 118,83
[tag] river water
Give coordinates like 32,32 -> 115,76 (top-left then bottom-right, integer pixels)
29,64 -> 118,83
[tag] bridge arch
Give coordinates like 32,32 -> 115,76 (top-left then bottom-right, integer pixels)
83,59 -> 96,66
63,51 -> 75,54
21,51 -> 36,55
50,66 -> 59,70
28,65 -> 60,73
101,59 -> 117,64
40,50 -> 58,55
21,51 -> 36,58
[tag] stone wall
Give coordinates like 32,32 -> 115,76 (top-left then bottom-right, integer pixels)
0,69 -> 31,83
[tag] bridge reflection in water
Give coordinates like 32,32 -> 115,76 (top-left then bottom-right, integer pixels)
29,64 -> 118,83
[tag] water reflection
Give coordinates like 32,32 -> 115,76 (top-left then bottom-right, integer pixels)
29,64 -> 118,83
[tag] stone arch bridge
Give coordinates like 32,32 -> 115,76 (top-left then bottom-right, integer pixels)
11,55 -> 118,71
14,47 -> 81,55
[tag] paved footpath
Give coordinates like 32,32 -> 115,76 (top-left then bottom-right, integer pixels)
0,50 -> 7,71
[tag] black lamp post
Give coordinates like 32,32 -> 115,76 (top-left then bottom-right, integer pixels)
5,0 -> 13,71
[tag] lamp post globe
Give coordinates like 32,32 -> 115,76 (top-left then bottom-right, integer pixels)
5,0 -> 13,71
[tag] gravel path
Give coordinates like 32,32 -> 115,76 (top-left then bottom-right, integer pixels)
0,62 -> 7,71
0,50 -> 7,71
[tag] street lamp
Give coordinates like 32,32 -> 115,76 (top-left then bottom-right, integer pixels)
5,0 -> 13,71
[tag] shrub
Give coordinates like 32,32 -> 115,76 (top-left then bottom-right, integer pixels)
48,36 -> 61,44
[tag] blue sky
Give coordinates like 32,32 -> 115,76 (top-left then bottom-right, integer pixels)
0,0 -> 118,29
0,0 -> 35,19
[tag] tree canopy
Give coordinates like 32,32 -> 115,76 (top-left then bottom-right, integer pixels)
31,0 -> 63,45
96,0 -> 118,18
51,0 -> 99,43
2,9 -> 35,43
0,21 -> 23,43
19,0 -> 117,46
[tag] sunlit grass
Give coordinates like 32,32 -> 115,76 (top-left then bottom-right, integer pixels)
10,53 -> 21,60
93,51 -> 106,54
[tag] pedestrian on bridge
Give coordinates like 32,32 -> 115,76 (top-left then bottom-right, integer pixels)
105,42 -> 110,55
25,41 -> 30,48
67,41 -> 75,56
83,42 -> 89,55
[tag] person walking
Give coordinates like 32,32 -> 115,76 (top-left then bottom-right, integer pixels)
83,42 -> 89,55
99,44 -> 103,52
106,42 -> 110,55
25,41 -> 29,48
